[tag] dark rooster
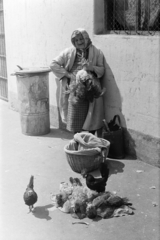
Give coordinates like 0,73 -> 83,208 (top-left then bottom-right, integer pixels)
23,175 -> 38,212
81,162 -> 109,193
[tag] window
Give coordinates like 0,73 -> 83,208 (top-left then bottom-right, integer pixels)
104,0 -> 160,35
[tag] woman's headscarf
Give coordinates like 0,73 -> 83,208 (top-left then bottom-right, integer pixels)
71,28 -> 92,49
71,28 -> 92,59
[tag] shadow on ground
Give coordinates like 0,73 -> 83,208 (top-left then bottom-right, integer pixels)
90,159 -> 125,178
32,204 -> 54,220
107,159 -> 125,175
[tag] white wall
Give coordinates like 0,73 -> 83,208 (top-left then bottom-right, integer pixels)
93,34 -> 160,138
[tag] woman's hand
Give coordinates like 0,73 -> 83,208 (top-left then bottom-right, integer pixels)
65,72 -> 71,78
65,72 -> 76,81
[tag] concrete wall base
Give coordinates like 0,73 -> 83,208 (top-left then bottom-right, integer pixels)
124,128 -> 160,168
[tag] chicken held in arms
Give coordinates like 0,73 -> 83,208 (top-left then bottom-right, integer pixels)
23,175 -> 38,212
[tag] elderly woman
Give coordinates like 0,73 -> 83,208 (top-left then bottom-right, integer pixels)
50,28 -> 105,135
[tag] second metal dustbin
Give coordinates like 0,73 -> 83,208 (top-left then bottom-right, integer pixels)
15,67 -> 51,136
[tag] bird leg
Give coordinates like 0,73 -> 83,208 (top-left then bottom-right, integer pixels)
31,205 -> 34,212
31,205 -> 35,211
28,206 -> 32,213
28,205 -> 34,213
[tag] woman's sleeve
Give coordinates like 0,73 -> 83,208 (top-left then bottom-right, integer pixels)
93,49 -> 105,78
50,50 -> 69,79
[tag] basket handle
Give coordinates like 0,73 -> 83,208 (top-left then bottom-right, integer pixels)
100,147 -> 108,160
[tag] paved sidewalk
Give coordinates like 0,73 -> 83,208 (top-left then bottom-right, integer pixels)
0,99 -> 159,240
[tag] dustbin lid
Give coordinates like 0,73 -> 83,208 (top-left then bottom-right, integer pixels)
14,67 -> 51,76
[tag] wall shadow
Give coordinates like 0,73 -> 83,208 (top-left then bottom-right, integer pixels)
102,57 -> 137,159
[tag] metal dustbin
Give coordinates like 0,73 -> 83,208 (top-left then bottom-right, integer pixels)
14,67 -> 51,136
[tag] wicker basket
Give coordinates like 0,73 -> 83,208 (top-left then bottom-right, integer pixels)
64,138 -> 110,173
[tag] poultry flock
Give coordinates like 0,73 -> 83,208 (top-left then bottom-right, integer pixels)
51,162 -> 134,219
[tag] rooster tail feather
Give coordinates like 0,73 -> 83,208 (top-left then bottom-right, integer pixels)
28,175 -> 34,189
